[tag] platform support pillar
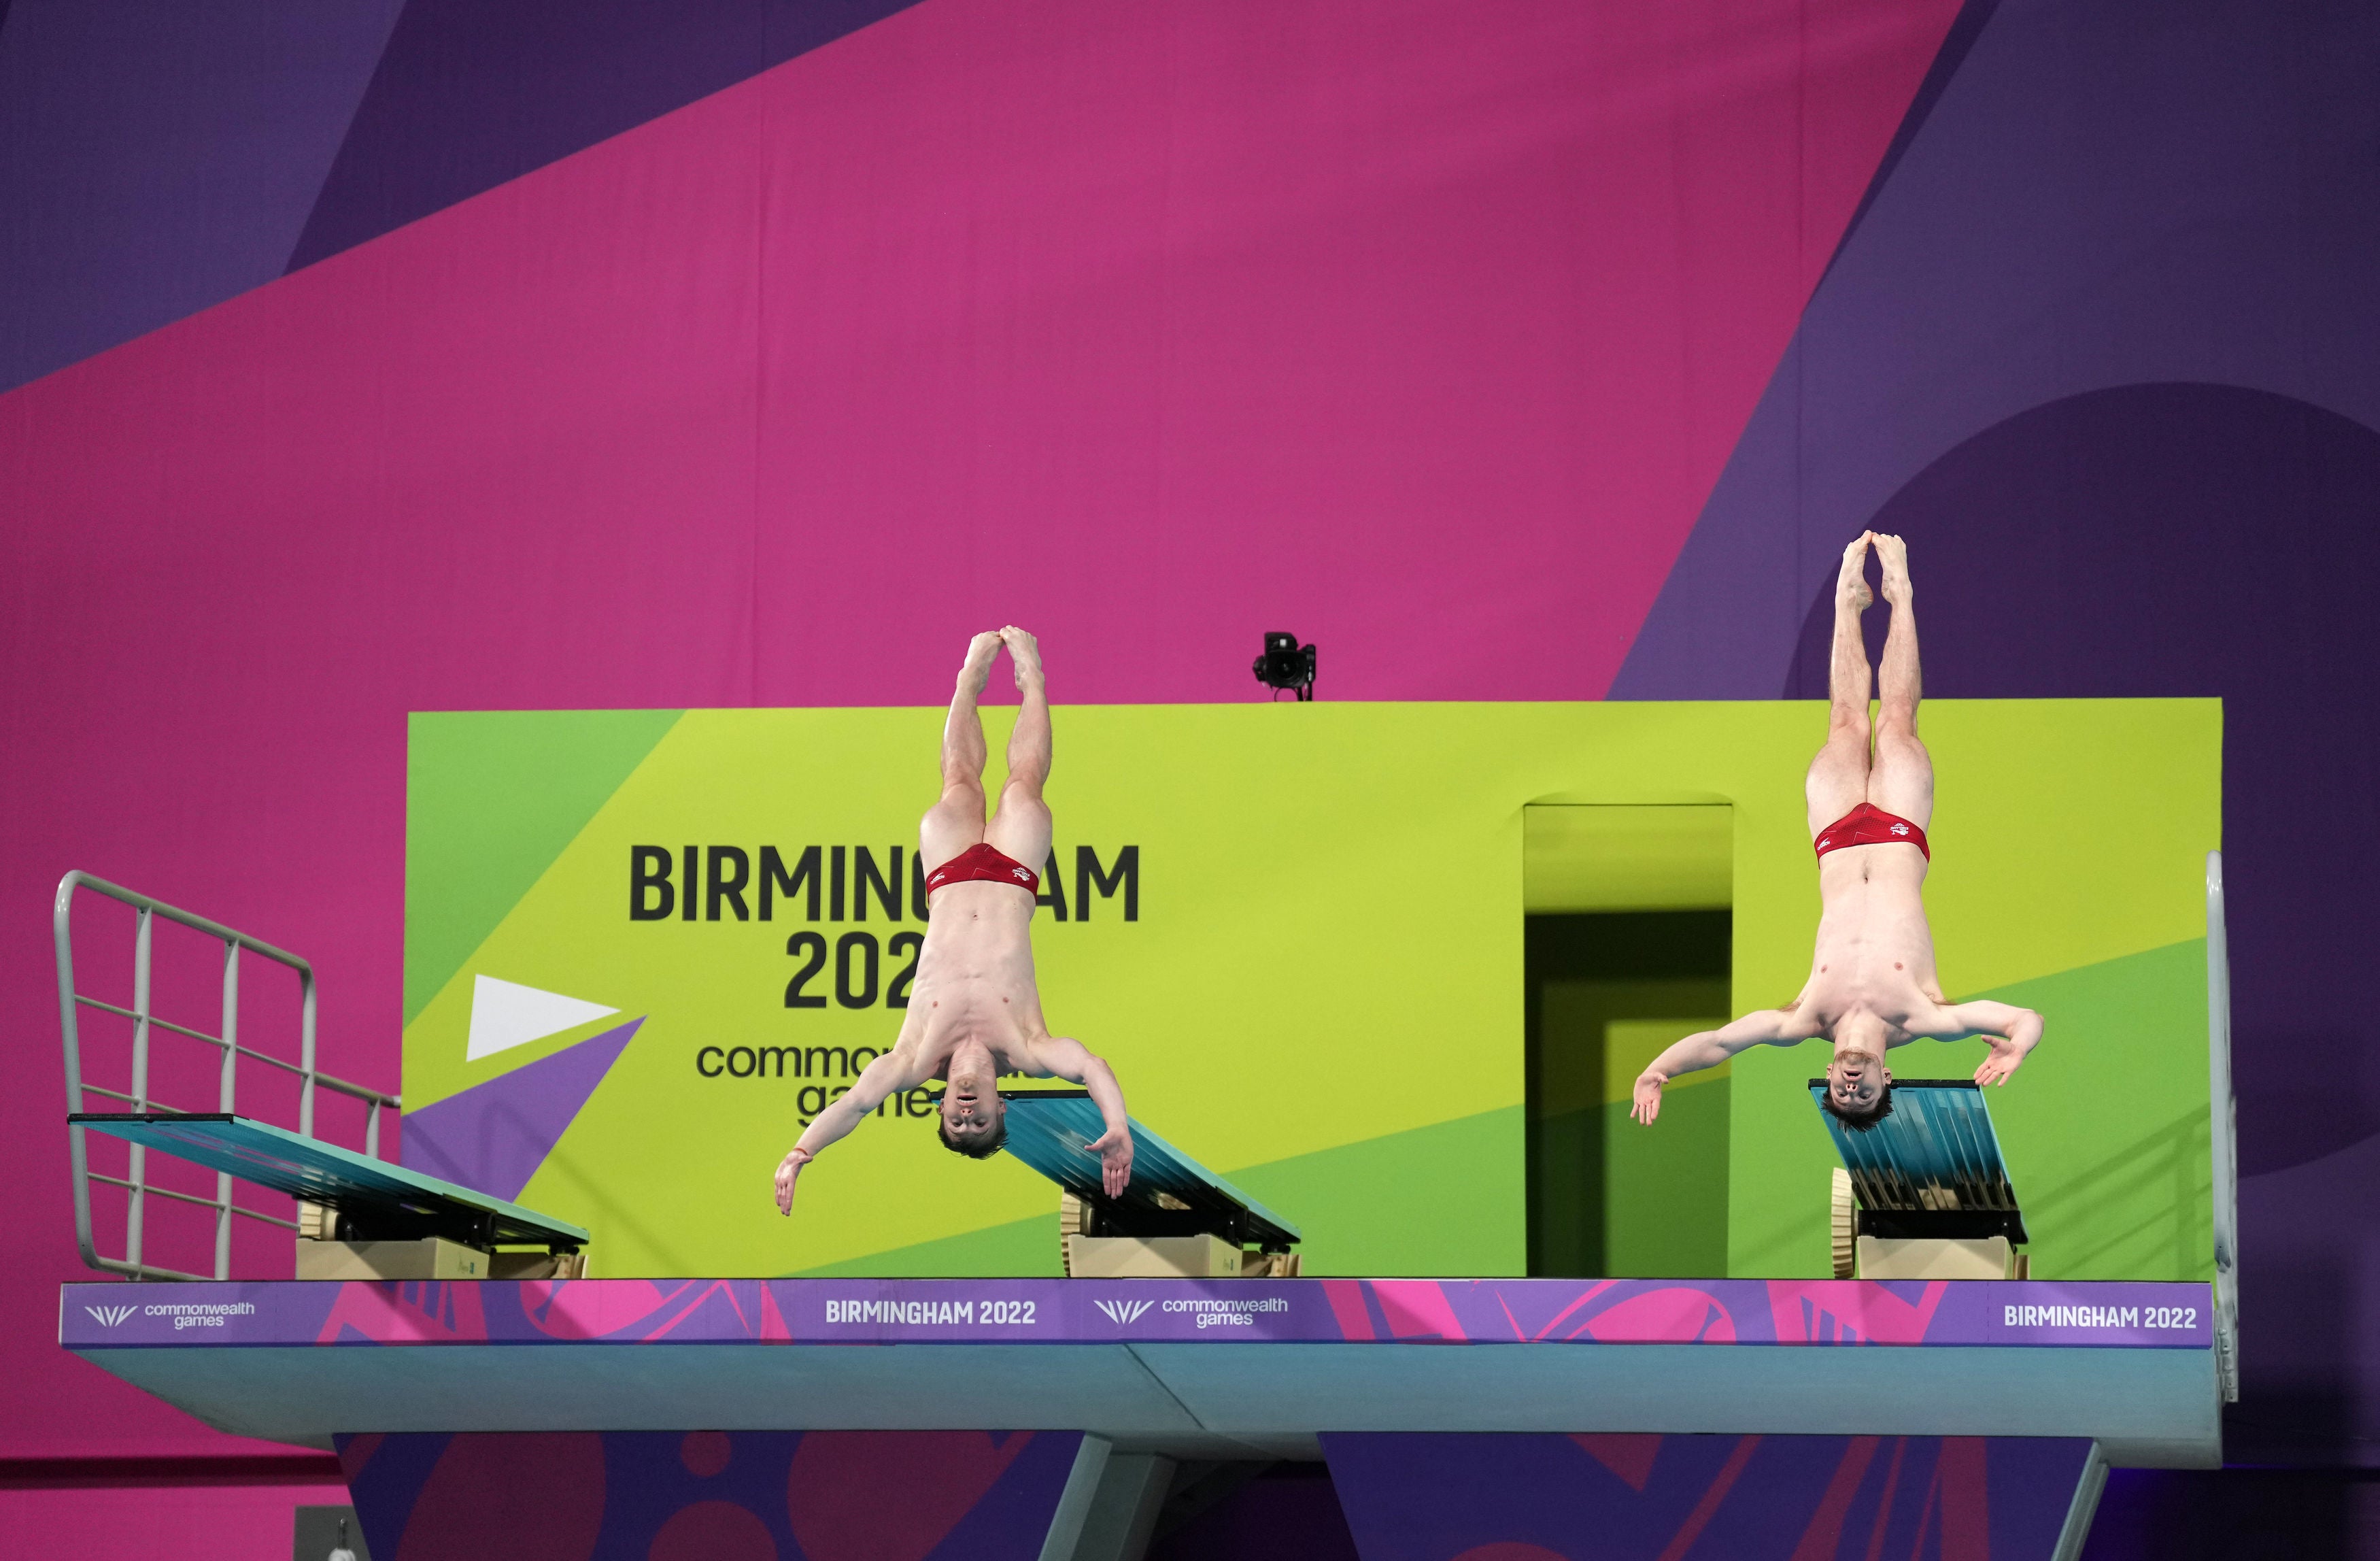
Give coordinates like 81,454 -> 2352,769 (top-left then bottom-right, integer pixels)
2050,1442 -> 2109,1561
1040,1435 -> 1111,1561
1040,1437 -> 1174,1561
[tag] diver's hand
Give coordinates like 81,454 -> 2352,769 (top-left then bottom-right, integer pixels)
1087,1126 -> 1133,1198
1974,1037 -> 2032,1086
774,1147 -> 813,1214
1631,1071 -> 1667,1125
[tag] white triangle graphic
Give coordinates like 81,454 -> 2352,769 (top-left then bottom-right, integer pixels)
465,974 -> 619,1062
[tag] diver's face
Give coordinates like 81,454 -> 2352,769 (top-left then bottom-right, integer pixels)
1826,1050 -> 1892,1112
941,1089 -> 1002,1147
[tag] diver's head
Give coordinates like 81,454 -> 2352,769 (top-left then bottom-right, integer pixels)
1821,1024 -> 1894,1131
938,1043 -> 1008,1158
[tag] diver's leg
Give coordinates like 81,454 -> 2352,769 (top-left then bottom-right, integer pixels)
985,626 -> 1054,873
920,632 -> 1002,871
1867,533 -> 1934,830
1807,533 -> 1877,837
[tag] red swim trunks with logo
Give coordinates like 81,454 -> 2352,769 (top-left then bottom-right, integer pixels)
1813,802 -> 1931,861
924,841 -> 1041,894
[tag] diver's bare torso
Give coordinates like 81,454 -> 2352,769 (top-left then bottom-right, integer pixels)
883,880 -> 1061,1085
1790,844 -> 1955,1050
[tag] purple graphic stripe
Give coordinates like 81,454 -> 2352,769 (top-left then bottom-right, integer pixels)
401,1016 -> 643,1201
61,1277 -> 2211,1351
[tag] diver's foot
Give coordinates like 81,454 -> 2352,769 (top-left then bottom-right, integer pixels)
1872,532 -> 1913,606
1000,626 -> 1043,692
1837,532 -> 1875,614
957,631 -> 1003,696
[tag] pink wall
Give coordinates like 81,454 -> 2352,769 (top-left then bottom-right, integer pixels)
0,0 -> 1952,1465
0,1482 -> 344,1558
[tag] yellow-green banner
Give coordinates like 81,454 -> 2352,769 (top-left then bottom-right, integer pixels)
401,699 -> 2218,1280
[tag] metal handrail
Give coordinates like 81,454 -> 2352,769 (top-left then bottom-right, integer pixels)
69,994 -> 388,1107
88,1173 -> 300,1229
2207,850 -> 2239,1404
55,871 -> 401,1281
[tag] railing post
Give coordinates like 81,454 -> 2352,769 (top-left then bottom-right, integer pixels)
128,907 -> 154,1277
298,969 -> 318,1140
216,940 -> 239,1281
2207,850 -> 2239,1403
55,873 -> 101,1274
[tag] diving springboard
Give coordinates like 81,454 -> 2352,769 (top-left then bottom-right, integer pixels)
1809,1079 -> 2028,1243
69,1113 -> 589,1252
998,1090 -> 1302,1251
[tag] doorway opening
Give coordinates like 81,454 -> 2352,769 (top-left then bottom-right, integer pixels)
1523,805 -> 1732,1277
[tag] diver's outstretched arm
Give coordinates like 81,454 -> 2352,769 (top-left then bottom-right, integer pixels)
1924,999 -> 2043,1086
773,1048 -> 916,1214
1028,1035 -> 1132,1196
1631,1008 -> 1817,1125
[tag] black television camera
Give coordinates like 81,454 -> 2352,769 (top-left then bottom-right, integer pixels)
1253,632 -> 1316,701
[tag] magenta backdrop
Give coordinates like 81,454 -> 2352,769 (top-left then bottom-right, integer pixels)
0,1484 -> 346,1560
0,0 -> 1951,1462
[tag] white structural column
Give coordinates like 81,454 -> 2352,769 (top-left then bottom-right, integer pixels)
1041,1437 -> 1177,1561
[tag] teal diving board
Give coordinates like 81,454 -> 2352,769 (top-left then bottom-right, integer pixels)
69,1113 -> 589,1252
1808,1079 -> 2028,1243
997,1090 -> 1302,1251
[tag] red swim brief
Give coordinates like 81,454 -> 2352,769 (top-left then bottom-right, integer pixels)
1814,802 -> 1931,861
925,841 -> 1041,894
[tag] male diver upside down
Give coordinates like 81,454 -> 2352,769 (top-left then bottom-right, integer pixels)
772,628 -> 1132,1215
1630,533 -> 2043,1131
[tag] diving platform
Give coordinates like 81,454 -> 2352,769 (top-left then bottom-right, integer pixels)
60,1275 -> 2219,1468
45,865 -> 2244,1556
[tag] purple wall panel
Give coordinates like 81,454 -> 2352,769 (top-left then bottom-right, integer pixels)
0,0 -> 403,394
337,1430 -> 1079,1561
1323,1432 -> 2092,1561
1616,0 -> 2380,703
285,0 -> 922,273
2082,1467 -> 2380,1561
1148,1465 -> 1363,1561
2229,1127 -> 2380,1468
